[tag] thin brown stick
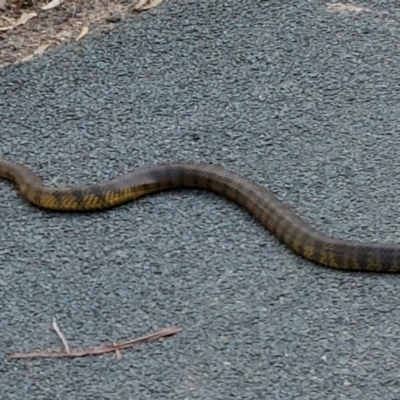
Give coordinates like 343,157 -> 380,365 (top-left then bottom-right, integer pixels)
9,327 -> 183,359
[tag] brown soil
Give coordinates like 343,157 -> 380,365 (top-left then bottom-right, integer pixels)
0,0 -> 149,69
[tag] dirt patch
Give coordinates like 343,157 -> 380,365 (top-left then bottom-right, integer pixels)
0,0 -> 163,69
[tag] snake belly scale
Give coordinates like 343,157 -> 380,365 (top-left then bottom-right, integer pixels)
1,158 -> 399,272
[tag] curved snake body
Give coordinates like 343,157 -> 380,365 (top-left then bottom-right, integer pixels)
1,159 -> 398,272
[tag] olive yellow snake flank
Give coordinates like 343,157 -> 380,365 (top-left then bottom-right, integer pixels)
0,158 -> 398,272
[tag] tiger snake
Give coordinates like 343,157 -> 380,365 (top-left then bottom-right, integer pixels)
1,158 -> 398,272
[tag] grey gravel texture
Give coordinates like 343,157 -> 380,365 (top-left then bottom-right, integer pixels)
2,0 -> 400,398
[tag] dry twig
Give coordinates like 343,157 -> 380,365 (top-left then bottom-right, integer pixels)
9,326 -> 182,360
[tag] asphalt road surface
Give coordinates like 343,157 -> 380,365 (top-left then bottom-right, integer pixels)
2,1 -> 400,399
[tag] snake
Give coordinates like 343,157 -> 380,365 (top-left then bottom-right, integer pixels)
1,158 -> 399,272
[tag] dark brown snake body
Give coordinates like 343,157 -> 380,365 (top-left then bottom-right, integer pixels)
1,159 -> 399,272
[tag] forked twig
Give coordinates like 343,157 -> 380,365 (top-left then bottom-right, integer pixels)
9,326 -> 182,359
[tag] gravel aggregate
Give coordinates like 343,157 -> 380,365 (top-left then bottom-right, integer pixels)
2,0 -> 400,398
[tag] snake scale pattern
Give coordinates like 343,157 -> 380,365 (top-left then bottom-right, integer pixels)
1,158 -> 399,272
